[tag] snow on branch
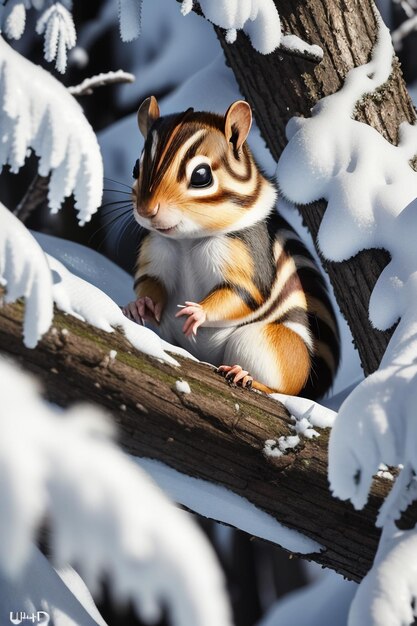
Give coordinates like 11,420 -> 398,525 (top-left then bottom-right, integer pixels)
67,70 -> 135,96
0,356 -> 232,626
0,203 -> 53,348
1,198 -> 190,360
0,35 -> 102,224
2,0 -> 30,40
46,252 -> 192,365
36,2 -> 76,73
277,12 -> 417,625
1,1 -> 76,71
180,0 -> 323,59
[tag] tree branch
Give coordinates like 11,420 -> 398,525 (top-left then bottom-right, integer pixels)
0,299 -> 405,582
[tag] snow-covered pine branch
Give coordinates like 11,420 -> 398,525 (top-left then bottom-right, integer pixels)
67,70 -> 135,96
0,35 -> 102,224
0,356 -> 232,626
0,203 -> 53,348
180,0 -> 323,60
1,0 -> 76,71
277,12 -> 417,626
36,2 -> 76,73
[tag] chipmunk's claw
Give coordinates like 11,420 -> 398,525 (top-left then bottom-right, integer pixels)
217,364 -> 253,388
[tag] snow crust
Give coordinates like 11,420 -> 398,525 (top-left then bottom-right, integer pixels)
0,357 -> 232,626
180,0 -> 323,58
277,12 -> 417,626
0,35 -> 103,224
0,204 -> 53,348
137,458 -> 322,555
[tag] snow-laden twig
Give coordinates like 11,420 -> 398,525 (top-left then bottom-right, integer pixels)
0,35 -> 102,224
180,0 -> 323,59
67,70 -> 135,96
2,0 -> 30,40
36,2 -> 76,73
118,0 -> 142,42
0,356 -> 232,626
0,203 -> 53,348
277,12 -> 417,626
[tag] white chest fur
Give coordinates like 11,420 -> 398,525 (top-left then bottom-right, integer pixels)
146,233 -> 234,362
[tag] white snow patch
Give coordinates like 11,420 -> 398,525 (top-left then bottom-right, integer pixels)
0,204 -> 53,348
175,380 -> 191,394
109,350 -> 117,360
264,435 -> 300,458
137,457 -> 322,555
0,35 -> 103,224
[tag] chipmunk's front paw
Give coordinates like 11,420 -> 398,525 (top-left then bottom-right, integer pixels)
175,301 -> 206,337
218,364 -> 253,389
122,296 -> 162,325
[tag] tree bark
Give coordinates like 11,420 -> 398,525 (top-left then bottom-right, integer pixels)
205,0 -> 416,375
0,299 -> 406,582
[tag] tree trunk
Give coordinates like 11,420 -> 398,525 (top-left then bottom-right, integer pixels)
0,299 -> 406,582
206,0 -> 416,375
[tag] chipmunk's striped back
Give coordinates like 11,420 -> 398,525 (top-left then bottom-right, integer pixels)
129,96 -> 340,399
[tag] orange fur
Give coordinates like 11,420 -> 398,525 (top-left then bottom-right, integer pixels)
200,287 -> 252,321
263,323 -> 311,395
223,239 -> 263,305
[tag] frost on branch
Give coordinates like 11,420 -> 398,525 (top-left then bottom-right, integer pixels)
180,0 -> 323,59
118,0 -> 142,42
2,0 -> 30,40
36,2 -> 76,73
277,12 -> 417,626
0,203 -> 53,348
0,357 -> 232,626
0,35 -> 102,224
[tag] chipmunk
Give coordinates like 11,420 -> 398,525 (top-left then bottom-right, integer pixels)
123,96 -> 340,398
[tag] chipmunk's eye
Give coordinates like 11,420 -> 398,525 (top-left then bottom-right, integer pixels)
190,163 -> 212,188
132,158 -> 140,179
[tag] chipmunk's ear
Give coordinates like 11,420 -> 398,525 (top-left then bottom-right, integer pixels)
137,96 -> 160,137
224,100 -> 252,151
